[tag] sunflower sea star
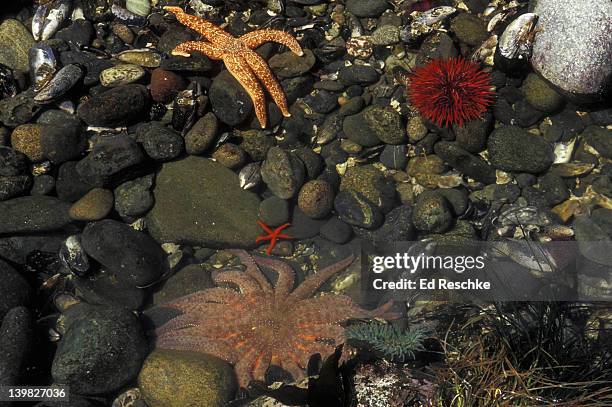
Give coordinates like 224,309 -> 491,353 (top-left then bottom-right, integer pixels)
155,250 -> 396,388
164,6 -> 304,128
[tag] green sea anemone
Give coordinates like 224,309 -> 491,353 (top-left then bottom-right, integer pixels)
346,322 -> 426,362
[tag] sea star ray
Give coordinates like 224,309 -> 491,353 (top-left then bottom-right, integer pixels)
164,7 -> 304,128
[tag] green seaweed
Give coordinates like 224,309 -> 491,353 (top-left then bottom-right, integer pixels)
345,322 -> 426,362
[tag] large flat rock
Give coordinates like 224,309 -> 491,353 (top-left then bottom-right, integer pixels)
147,156 -> 260,248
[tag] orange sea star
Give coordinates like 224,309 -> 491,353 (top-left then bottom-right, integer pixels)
164,6 -> 304,128
256,220 -> 293,255
155,250 -> 396,388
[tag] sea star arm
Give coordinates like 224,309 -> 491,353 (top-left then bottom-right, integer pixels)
288,255 -> 355,302
224,54 -> 268,128
213,270 -> 263,295
170,41 -> 224,59
164,6 -> 230,42
252,255 -> 295,298
242,50 -> 291,117
252,351 -> 271,382
240,29 -> 304,56
228,249 -> 273,293
155,334 -> 238,363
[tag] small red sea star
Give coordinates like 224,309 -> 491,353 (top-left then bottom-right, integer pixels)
256,220 -> 293,255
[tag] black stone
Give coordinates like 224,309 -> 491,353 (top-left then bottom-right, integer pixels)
488,125 -> 554,173
77,84 -> 150,127
136,121 -> 184,161
334,189 -> 383,229
434,141 -> 496,184
0,196 -> 72,234
320,217 -> 353,244
209,71 -> 252,127
0,260 -> 30,322
0,306 -> 33,386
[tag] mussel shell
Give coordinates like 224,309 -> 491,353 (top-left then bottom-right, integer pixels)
59,235 -> 90,276
0,63 -> 19,99
32,3 -> 49,41
29,44 -> 57,91
38,0 -> 73,41
498,13 -> 538,60
111,3 -> 147,27
34,63 -> 83,104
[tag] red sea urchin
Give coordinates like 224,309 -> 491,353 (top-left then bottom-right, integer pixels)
407,57 -> 494,127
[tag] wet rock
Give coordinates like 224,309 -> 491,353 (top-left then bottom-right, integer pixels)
338,96 -> 365,117
438,188 -> 469,217
340,165 -> 396,213
56,161 -> 98,202
0,306 -> 33,386
52,303 -> 148,395
521,73 -> 565,114
320,217 -> 353,244
261,147 -> 305,199
304,90 -> 338,114
415,32 -> 457,66
0,89 -> 40,127
150,68 -> 187,103
41,122 -> 87,164
68,188 -> 114,221
0,196 -> 71,234
56,19 -> 94,46
114,175 -> 154,217
147,156 -> 261,248
82,219 -> 166,287
212,143 -> 246,169
343,105 -> 405,147
487,126 -> 554,173
371,25 -> 400,46
11,124 -> 44,162
152,263 -> 214,305
284,207 -> 326,239
298,180 -> 334,219
582,125 -> 612,159
0,19 -> 34,74
380,144 -> 408,169
259,196 -> 289,227
31,174 -> 55,195
269,49 -> 316,78
76,134 -> 144,186
209,71 -> 252,126
0,260 -> 30,322
334,190 -> 383,229
345,0 -> 388,17
99,64 -> 146,87
338,65 -> 379,86
407,155 -> 446,177
77,84 -> 150,126
293,146 -> 323,179
0,175 -> 31,201
138,349 -> 237,407
412,190 -> 453,233
355,204 -> 415,242
136,121 -> 184,161
450,13 -> 488,46
185,112 -> 218,155
453,113 -> 492,153
538,173 -> 569,206
531,0 -> 612,101
74,270 -> 148,310
574,216 -> 612,267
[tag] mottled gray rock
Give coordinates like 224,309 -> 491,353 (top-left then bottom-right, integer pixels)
531,0 -> 612,101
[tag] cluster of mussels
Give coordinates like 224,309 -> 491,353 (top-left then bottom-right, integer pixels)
0,0 -> 610,405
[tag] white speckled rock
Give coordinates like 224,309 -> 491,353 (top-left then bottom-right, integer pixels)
531,0 -> 612,101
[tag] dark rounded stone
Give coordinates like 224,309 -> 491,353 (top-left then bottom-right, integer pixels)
450,12 -> 488,46
0,260 -> 31,322
51,303 -> 148,395
453,113 -> 493,153
0,306 -> 33,386
582,125 -> 612,159
320,217 -> 353,244
354,204 -> 415,242
304,90 -> 338,114
56,161 -> 97,202
343,105 -> 405,147
30,174 -> 55,195
434,141 -> 496,184
412,190 -> 454,233
74,270 -> 148,310
488,125 -> 554,173
293,146 -> 323,179
77,84 -> 150,127
415,32 -> 458,66
521,73 -> 565,113
346,0 -> 389,17
268,49 -> 316,79
0,146 -> 28,176
75,134 -> 145,186
261,147 -> 305,199
41,122 -> 87,164
0,175 -> 31,201
82,219 -> 166,287
114,174 -> 155,218
209,71 -> 252,127
56,19 -> 94,46
437,188 -> 469,217
0,196 -> 72,234
185,112 -> 218,155
340,165 -> 397,214
338,65 -> 380,87
285,207 -> 326,239
338,96 -> 365,117
298,180 -> 334,219
334,189 -> 383,229
380,144 -> 408,169
136,121 -> 184,161
259,196 -> 290,227
538,173 -> 570,205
